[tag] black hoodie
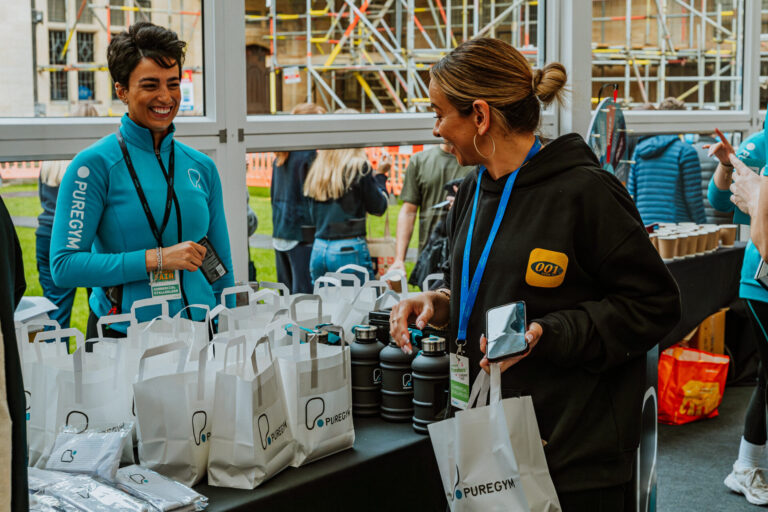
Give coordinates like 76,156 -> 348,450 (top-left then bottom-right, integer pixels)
444,133 -> 681,493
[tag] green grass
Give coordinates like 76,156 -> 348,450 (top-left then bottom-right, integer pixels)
9,185 -> 423,337
13,226 -> 90,334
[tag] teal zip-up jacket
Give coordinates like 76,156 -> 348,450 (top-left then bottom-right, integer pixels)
50,114 -> 234,328
707,130 -> 768,303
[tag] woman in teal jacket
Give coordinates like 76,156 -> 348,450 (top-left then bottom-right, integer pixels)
50,22 -> 234,336
708,130 -> 768,506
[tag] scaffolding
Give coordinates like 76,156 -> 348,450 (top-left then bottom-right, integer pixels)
244,0 -> 544,114
591,0 -> 753,110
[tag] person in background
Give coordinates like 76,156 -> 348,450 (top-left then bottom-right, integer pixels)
627,97 -> 707,225
0,198 -> 28,511
50,22 -> 234,338
728,143 -> 768,260
271,102 -> 324,293
303,108 -> 390,282
708,129 -> 768,505
389,38 -> 680,508
35,104 -> 98,328
246,190 -> 258,281
389,143 -> 474,284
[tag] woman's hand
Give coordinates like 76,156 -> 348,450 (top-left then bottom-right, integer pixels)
479,322 -> 542,374
376,152 -> 392,175
729,153 -> 763,216
707,128 -> 736,165
389,291 -> 449,354
145,241 -> 207,272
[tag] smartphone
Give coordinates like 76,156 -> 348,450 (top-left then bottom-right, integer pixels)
486,301 -> 529,362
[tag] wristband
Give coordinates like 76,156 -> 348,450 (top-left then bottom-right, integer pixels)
156,246 -> 163,272
427,289 -> 451,330
720,161 -> 733,169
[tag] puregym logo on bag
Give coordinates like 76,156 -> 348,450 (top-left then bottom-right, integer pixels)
192,411 -> 210,446
258,413 -> 288,450
305,397 -> 351,430
449,465 -> 520,501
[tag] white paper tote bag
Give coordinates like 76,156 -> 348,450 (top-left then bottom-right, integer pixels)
273,321 -> 354,467
207,334 -> 296,489
133,342 -> 214,486
173,305 -> 211,362
429,365 -> 561,512
25,327 -> 78,467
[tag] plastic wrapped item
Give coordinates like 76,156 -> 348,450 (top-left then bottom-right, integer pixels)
45,423 -> 132,482
43,475 -> 149,512
29,491 -> 80,512
28,467 -> 71,492
116,465 -> 208,511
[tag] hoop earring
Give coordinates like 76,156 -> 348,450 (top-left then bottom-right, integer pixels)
473,133 -> 496,159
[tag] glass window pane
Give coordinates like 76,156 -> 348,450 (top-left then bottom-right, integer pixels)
47,0 -> 66,22
76,32 -> 94,63
244,0 -> 545,115
50,71 -> 68,101
1,0 -> 203,117
109,0 -> 125,27
592,1 -> 744,111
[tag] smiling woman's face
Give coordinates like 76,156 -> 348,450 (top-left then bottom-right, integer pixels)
117,57 -> 181,136
429,79 -> 479,166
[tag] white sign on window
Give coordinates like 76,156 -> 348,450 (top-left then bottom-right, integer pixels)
283,66 -> 301,85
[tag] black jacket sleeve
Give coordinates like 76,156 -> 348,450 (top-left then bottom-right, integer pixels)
361,165 -> 389,216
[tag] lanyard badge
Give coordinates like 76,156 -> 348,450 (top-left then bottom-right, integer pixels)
450,137 -> 541,410
149,270 -> 182,300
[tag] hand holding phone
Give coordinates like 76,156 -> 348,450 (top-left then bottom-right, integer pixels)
485,301 -> 529,362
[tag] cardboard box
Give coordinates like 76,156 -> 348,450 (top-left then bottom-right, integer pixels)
681,308 -> 728,355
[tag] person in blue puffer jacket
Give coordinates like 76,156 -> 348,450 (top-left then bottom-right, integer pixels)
50,22 -> 234,338
627,97 -> 707,225
708,128 -> 768,506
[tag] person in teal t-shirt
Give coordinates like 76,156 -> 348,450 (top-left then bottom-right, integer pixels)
708,129 -> 768,505
50,22 -> 234,337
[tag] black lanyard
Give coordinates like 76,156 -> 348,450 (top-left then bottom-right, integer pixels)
116,131 -> 175,246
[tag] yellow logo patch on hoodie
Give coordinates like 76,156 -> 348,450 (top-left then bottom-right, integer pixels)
525,248 -> 568,288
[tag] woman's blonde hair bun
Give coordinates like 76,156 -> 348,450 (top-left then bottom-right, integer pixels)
531,63 -> 567,106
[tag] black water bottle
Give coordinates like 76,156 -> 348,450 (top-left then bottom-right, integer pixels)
380,337 -> 416,422
412,335 -> 450,434
350,325 -> 385,417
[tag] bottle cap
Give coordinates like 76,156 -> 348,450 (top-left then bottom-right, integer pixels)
354,325 -> 378,341
421,335 -> 446,353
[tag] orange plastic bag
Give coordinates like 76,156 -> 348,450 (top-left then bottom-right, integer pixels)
658,345 -> 730,425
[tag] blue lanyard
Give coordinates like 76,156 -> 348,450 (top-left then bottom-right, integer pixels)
457,137 -> 541,342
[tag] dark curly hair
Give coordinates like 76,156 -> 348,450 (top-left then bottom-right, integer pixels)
107,22 -> 186,87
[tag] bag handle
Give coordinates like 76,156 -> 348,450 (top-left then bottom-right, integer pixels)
196,343 -> 210,401
374,290 -> 401,311
250,335 -> 275,408
336,264 -> 370,284
97,314 -> 132,339
137,340 -> 189,382
467,370 -> 490,409
313,276 -> 342,294
221,334 -> 247,371
316,324 -> 348,381
219,285 -> 255,308
130,297 -> 169,324
72,346 -> 84,405
16,319 -> 60,363
258,282 -> 291,304
289,294 -> 323,323
33,328 -> 84,360
325,272 -> 361,290
381,269 -> 408,298
252,288 -> 281,307
489,363 -> 501,404
422,272 -> 445,293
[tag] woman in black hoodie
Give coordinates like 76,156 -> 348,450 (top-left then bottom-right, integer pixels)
390,38 -> 681,510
